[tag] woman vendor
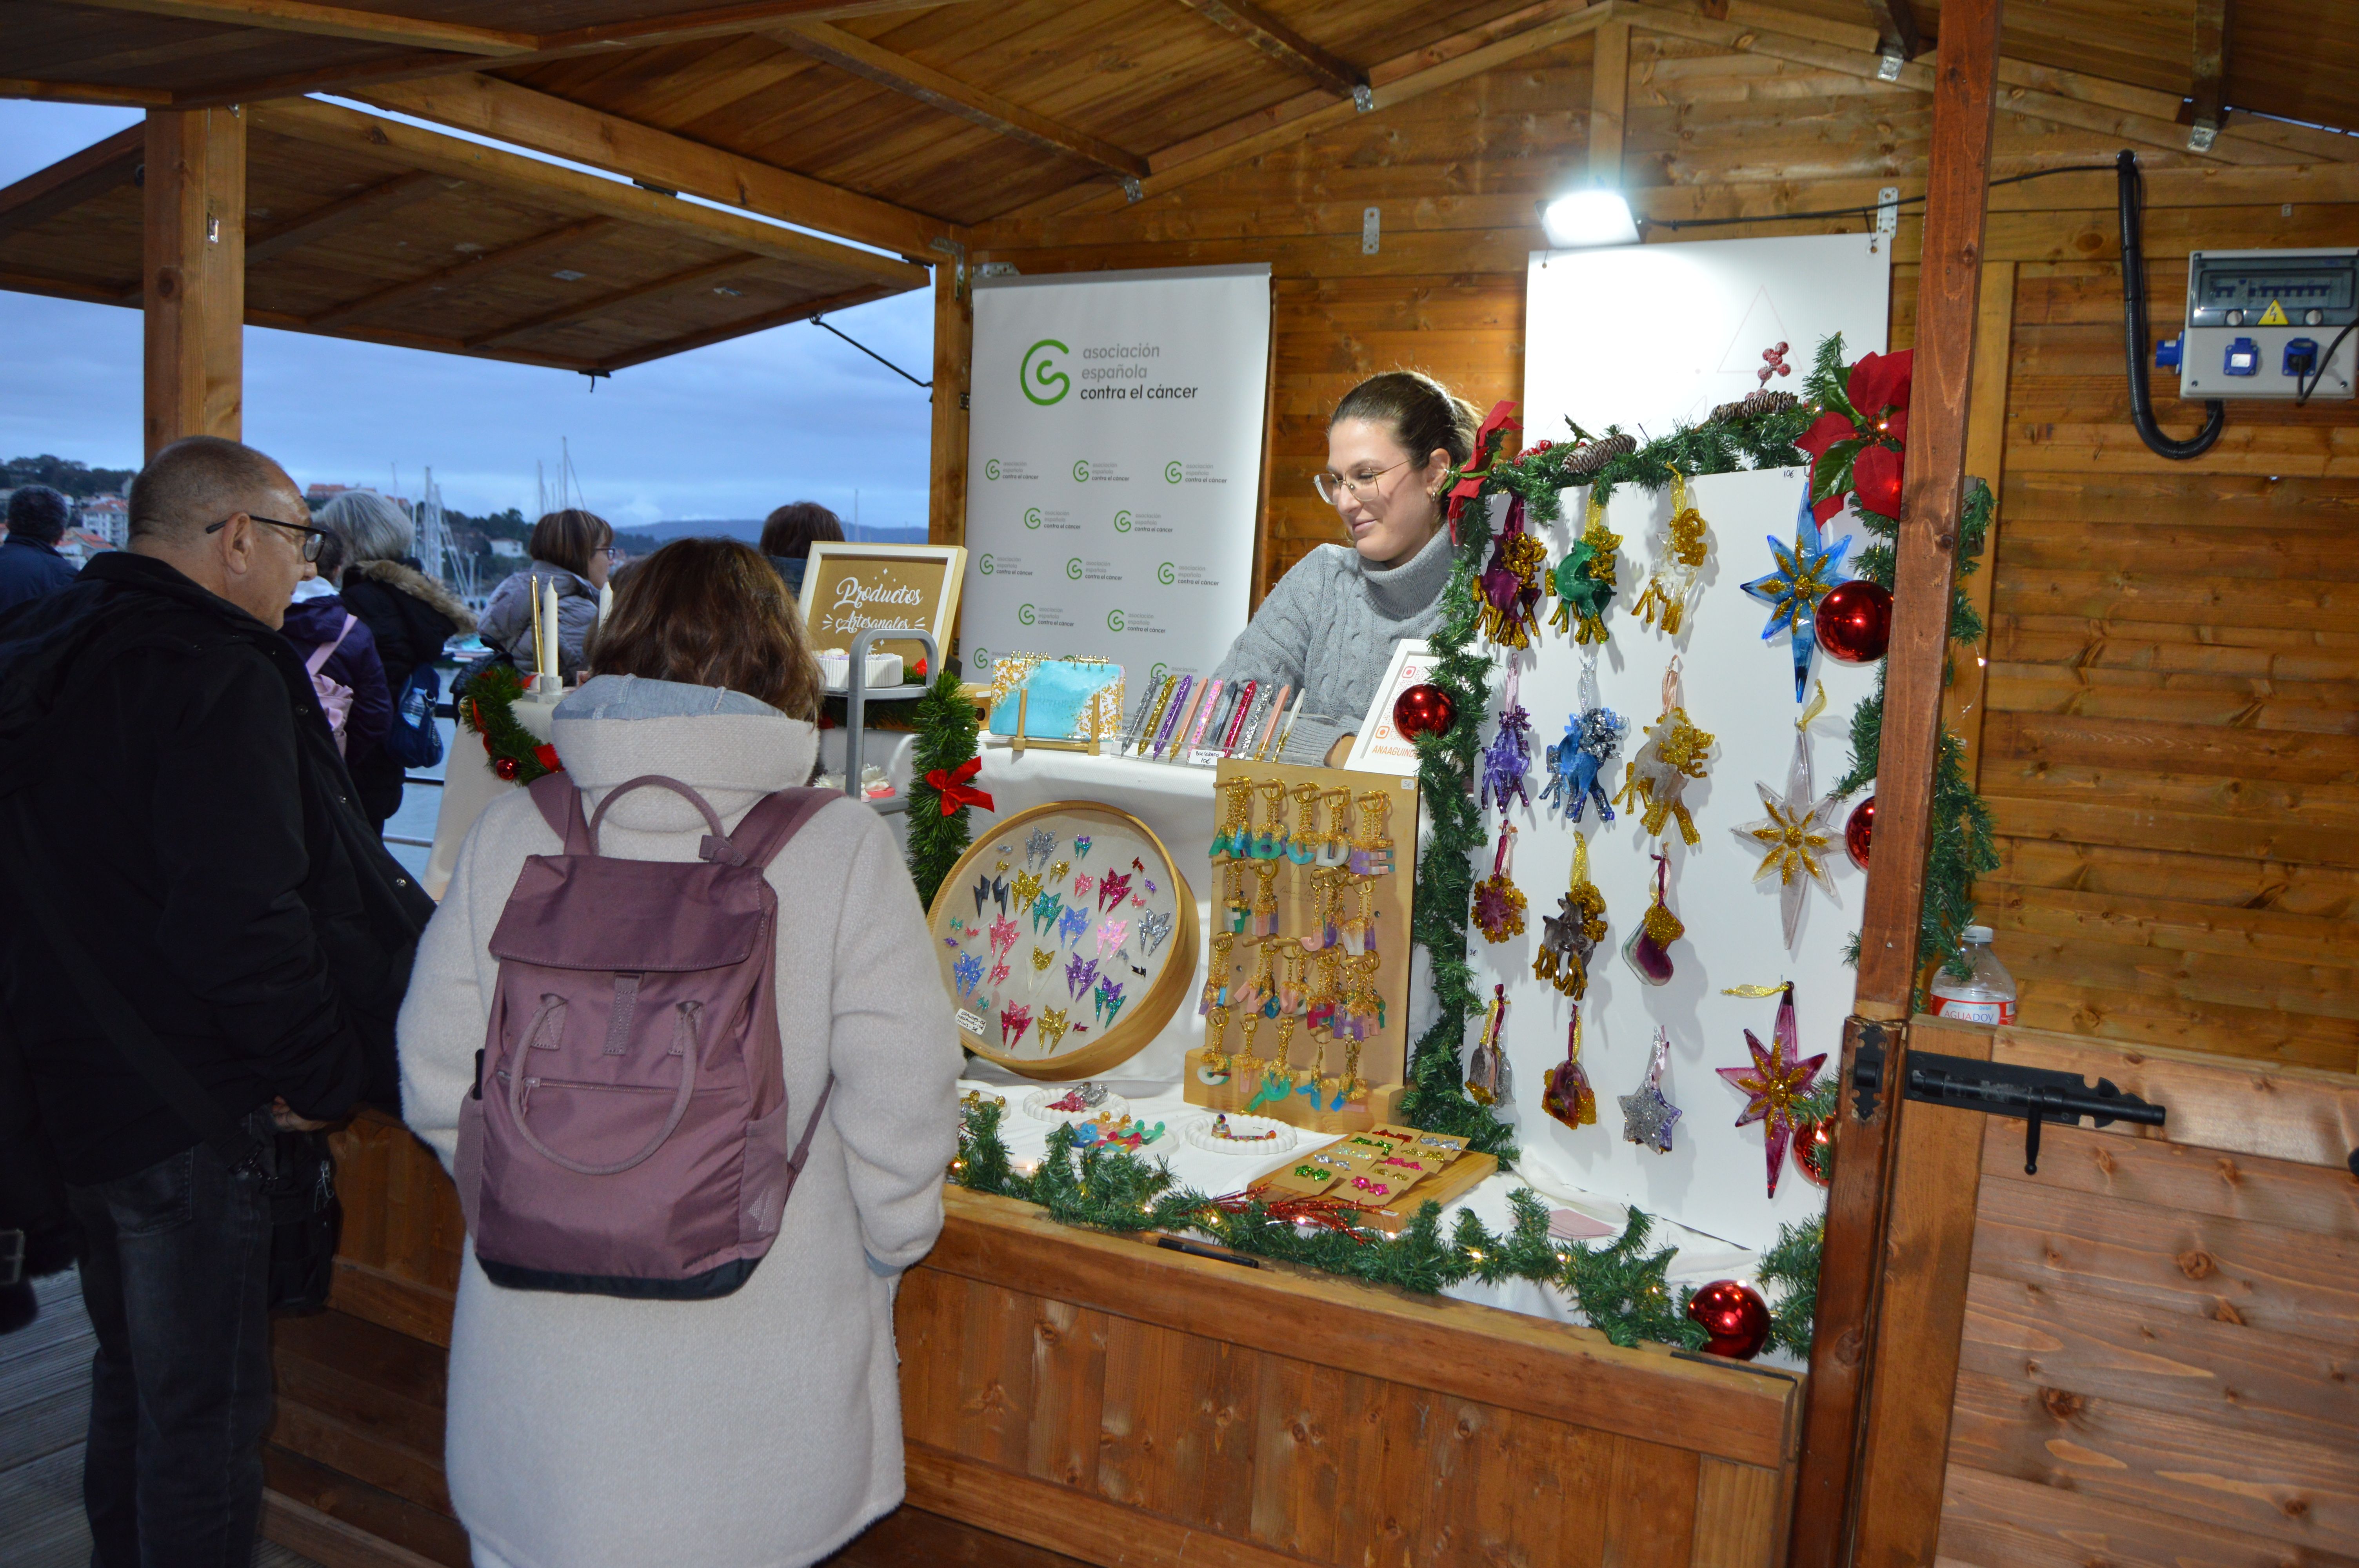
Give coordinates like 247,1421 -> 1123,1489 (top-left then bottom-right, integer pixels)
1211,369 -> 1477,765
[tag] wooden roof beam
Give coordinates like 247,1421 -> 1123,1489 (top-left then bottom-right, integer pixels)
303,215 -> 615,329
1859,0 -> 1922,74
244,169 -> 459,265
1169,0 -> 1369,103
467,255 -> 767,349
0,123 -> 145,241
771,20 -> 1152,184
62,0 -> 535,56
353,75 -> 953,260
2188,0 -> 2228,151
598,279 -> 901,372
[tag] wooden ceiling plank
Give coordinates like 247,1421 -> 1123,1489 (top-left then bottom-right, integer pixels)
0,76 -> 176,107
597,278 -> 900,370
1858,0 -> 1921,65
467,254 -> 766,348
2188,0 -> 2228,151
302,214 -> 615,328
36,26 -> 280,80
62,0 -> 535,56
244,169 -> 458,265
0,124 -> 146,242
1168,0 -> 1368,100
535,0 -> 997,53
770,19 -> 1151,181
351,76 -> 953,260
245,304 -> 605,370
0,267 -> 143,307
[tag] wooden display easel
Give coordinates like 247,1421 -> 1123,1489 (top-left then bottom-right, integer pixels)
1183,759 -> 1420,1134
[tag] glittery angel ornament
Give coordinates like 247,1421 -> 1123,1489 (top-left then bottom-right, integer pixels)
1716,982 -> 1826,1197
1615,658 -> 1716,846
1533,832 -> 1608,998
1474,495 -> 1548,649
1541,1006 -> 1598,1130
1632,465 -> 1710,636
1736,682 -> 1843,949
1481,660 -> 1536,813
1542,651 -> 1623,824
1741,482 -> 1852,700
1622,851 -> 1685,987
1471,823 -> 1528,944
1548,490 -> 1621,645
1619,1028 -> 1682,1154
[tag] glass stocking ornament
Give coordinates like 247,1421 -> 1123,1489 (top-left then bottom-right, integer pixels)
1632,465 -> 1710,636
1548,490 -> 1622,645
1533,833 -> 1608,998
1716,982 -> 1826,1198
1623,851 -> 1686,987
1540,1005 -> 1598,1130
1735,681 -> 1842,949
1542,651 -> 1624,824
1474,495 -> 1548,649
1481,660 -> 1536,813
1468,984 -> 1509,1105
1472,823 -> 1528,944
1618,1028 -> 1682,1153
1615,657 -> 1716,846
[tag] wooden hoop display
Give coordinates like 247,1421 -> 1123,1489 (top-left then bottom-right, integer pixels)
925,801 -> 1199,1081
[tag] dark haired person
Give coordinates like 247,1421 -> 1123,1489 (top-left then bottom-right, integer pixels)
0,483 -> 81,613
0,436 -> 433,1564
1210,369 -> 1479,764
398,537 -> 959,1568
478,508 -> 614,678
759,499 -> 844,599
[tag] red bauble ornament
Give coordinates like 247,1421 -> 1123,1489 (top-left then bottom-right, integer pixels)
1816,579 -> 1892,664
1392,682 -> 1456,740
493,755 -> 521,781
1845,795 -> 1875,870
1687,1279 -> 1772,1360
1794,1118 -> 1835,1188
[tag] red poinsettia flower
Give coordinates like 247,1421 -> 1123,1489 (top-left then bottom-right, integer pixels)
534,743 -> 562,773
1873,405 -> 1908,445
1845,350 -> 1914,422
1812,493 -> 1846,525
1852,444 -> 1905,518
1796,410 -> 1860,459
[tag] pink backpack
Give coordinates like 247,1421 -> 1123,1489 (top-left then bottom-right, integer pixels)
454,772 -> 836,1298
305,613 -> 357,755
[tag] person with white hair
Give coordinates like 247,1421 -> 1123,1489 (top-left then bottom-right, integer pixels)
322,489 -> 475,833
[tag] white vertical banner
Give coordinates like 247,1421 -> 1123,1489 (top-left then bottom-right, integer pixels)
963,264 -> 1272,691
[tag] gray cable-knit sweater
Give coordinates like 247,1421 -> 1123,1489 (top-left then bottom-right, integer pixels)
1211,526 -> 1454,764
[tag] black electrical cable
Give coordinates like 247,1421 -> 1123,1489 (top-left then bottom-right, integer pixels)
1647,163 -> 2119,232
2117,149 -> 2225,460
2295,320 -> 2356,405
811,314 -> 932,390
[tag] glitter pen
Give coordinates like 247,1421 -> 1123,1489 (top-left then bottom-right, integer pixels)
1149,675 -> 1194,760
1269,688 -> 1309,761
1217,679 -> 1257,754
1130,674 -> 1178,757
1182,678 -> 1224,760
1250,684 -> 1291,761
1160,678 -> 1210,764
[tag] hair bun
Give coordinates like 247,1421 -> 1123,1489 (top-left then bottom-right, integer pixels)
1330,369 -> 1479,467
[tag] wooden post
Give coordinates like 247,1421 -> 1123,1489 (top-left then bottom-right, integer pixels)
929,249 -> 971,552
143,105 -> 245,456
1939,263 -> 2016,781
1788,3 -> 2004,1565
1588,19 -> 1628,188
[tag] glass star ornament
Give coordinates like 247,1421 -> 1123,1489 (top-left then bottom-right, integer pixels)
1619,1029 -> 1681,1154
1741,483 -> 1853,699
1716,982 -> 1826,1197
1734,686 -> 1843,949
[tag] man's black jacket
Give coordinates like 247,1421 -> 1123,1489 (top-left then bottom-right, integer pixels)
0,552 -> 435,1184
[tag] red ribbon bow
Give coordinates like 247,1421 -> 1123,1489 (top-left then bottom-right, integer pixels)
924,755 -> 993,817
1446,400 -> 1523,541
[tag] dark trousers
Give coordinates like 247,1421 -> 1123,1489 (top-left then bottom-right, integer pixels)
66,1111 -> 275,1568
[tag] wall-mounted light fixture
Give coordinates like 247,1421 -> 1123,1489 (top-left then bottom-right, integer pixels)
1539,188 -> 1638,249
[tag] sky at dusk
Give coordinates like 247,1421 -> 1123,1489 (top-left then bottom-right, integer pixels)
0,99 -> 936,528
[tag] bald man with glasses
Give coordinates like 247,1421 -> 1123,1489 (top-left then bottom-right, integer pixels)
0,435 -> 433,1566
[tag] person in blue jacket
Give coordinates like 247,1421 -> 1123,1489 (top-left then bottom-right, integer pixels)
0,485 -> 81,613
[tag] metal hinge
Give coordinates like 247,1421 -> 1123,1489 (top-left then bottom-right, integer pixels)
1852,1043 -> 2166,1174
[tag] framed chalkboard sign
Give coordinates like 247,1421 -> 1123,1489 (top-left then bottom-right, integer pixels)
797,541 -> 965,672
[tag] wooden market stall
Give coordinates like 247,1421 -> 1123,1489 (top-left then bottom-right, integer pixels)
4,3 -> 2355,1566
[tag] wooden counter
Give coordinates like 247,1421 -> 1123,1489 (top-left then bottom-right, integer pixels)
262,1112 -> 1804,1566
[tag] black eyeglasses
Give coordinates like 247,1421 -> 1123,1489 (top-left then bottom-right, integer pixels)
205,513 -> 330,563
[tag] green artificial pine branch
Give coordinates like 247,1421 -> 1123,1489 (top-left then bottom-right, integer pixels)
905,666 -> 980,908
1757,1215 -> 1825,1359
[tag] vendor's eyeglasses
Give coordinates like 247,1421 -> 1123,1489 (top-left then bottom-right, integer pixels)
1313,459 -> 1410,507
204,513 -> 330,563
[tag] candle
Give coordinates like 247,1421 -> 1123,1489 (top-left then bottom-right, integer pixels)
598,581 -> 614,628
539,577 -> 560,680
528,584 -> 543,680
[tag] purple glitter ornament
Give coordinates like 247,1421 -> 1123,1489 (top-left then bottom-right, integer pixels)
1481,662 -> 1535,813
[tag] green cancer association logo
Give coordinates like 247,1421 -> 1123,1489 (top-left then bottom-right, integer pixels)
1148,662 -> 1169,686
978,554 -> 995,575
1021,339 -> 1069,406
1065,557 -> 1083,580
1112,509 -> 1132,534
1071,458 -> 1091,483
1023,507 -> 1042,530
1017,604 -> 1037,626
1164,461 -> 1183,484
983,458 -> 1001,481
1105,608 -> 1127,632
1156,562 -> 1176,586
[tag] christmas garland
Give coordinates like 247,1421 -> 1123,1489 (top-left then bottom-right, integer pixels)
952,1100 -> 1820,1352
453,662 -> 562,785
906,665 -> 982,906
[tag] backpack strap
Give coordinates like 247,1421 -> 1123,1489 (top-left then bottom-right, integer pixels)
722,786 -> 837,871
526,771 -> 593,855
301,614 -> 358,680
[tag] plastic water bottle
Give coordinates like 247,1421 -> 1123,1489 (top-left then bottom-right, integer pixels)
1928,924 -> 2017,1025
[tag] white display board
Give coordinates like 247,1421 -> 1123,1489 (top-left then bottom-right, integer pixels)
1523,234 -> 1890,445
1471,468 -> 1876,1248
963,264 -> 1272,692
1344,638 -> 1433,772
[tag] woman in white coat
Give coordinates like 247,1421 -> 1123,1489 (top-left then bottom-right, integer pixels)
398,538 -> 963,1568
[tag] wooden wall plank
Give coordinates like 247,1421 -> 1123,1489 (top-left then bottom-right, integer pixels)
1691,1457 -> 1784,1568
1984,1033 -> 2359,1169
1938,1463 -> 2359,1568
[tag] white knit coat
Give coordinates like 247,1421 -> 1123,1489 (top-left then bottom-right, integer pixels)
397,688 -> 963,1568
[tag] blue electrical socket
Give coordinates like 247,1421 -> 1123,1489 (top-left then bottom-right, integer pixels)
2224,336 -> 2260,376
2284,337 -> 2320,377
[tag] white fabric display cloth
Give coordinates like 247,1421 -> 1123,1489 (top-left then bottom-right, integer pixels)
959,1068 -> 1777,1356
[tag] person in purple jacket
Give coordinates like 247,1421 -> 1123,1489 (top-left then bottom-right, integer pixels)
281,527 -> 392,762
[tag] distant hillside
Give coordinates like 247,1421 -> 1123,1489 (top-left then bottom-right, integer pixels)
4,454 -> 137,498
640,519 -> 927,546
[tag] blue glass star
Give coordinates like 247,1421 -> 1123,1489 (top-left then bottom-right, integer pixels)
1741,485 -> 1852,700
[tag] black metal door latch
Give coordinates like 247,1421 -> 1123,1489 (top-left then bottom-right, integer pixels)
1852,1044 -> 2166,1174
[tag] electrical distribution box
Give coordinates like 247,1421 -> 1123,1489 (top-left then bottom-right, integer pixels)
2163,247 -> 2358,401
